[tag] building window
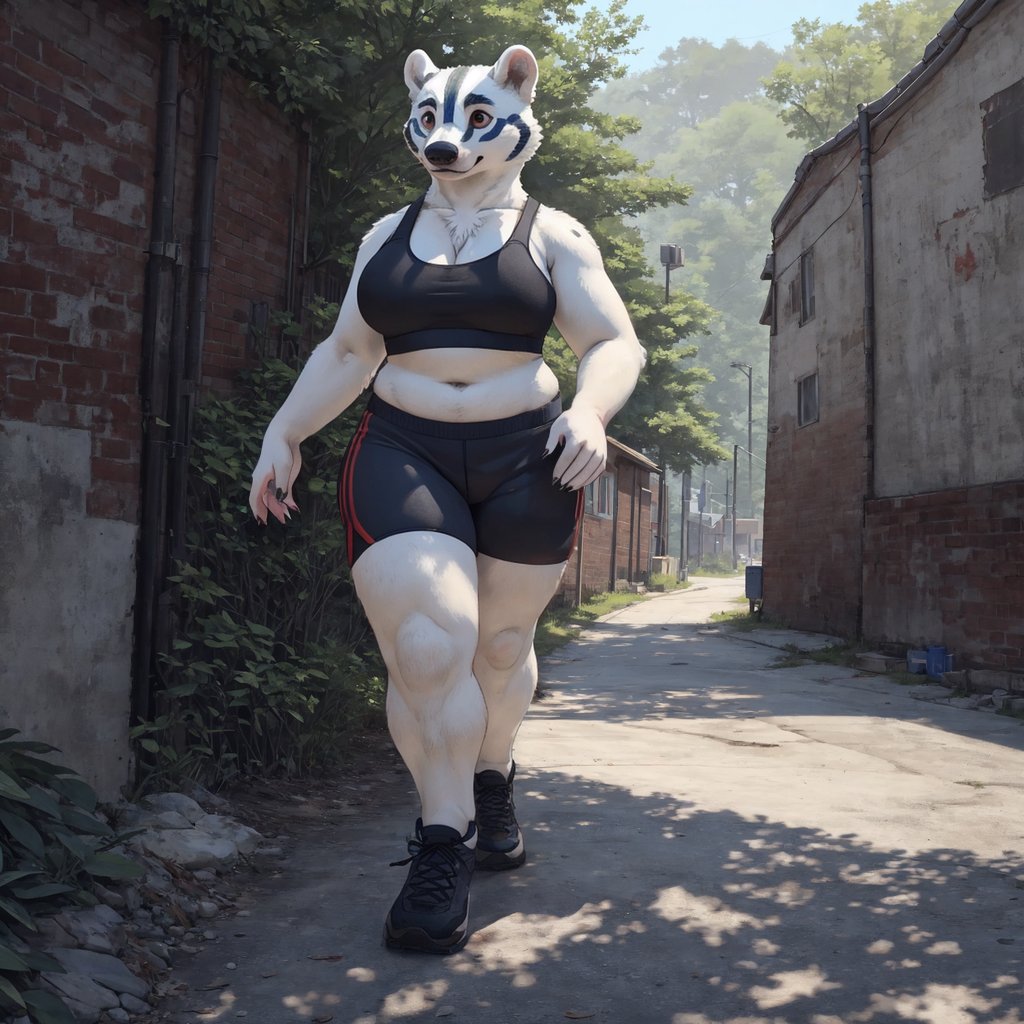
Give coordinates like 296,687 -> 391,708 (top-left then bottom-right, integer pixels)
982,78 -> 1024,198
799,248 -> 815,324
585,472 -> 614,518
798,372 -> 819,426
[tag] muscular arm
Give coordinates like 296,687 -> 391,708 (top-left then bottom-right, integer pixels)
248,213 -> 398,523
543,211 -> 646,488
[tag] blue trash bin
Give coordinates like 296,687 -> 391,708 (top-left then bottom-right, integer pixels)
926,645 -> 947,679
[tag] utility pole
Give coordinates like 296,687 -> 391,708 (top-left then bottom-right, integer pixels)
660,244 -> 685,302
730,361 -> 753,518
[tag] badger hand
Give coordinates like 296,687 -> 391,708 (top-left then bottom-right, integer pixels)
545,404 -> 607,491
249,433 -> 302,525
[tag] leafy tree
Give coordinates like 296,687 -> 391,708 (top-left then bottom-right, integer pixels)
599,37 -> 782,155
149,0 -> 725,471
764,0 -> 956,145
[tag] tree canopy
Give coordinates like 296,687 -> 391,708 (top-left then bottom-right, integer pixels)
147,0 -> 728,472
764,0 -> 955,146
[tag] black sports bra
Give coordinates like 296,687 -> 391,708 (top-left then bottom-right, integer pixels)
356,195 -> 557,356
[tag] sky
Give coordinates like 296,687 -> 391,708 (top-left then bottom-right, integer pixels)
591,0 -> 872,70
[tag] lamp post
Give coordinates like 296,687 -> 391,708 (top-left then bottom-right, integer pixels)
730,361 -> 753,519
660,244 -> 684,302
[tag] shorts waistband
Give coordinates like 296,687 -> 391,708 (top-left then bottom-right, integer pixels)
366,393 -> 561,440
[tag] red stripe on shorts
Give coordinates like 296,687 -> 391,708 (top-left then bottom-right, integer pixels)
341,412 -> 375,560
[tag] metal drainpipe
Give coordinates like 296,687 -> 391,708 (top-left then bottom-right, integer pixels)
609,463 -> 619,589
574,507 -> 585,607
858,105 -> 876,640
858,105 -> 877,503
168,56 -> 222,566
627,464 -> 637,582
133,23 -> 180,729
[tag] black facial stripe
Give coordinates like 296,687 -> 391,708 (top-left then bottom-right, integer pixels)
409,117 -> 428,140
403,122 -> 419,153
506,114 -> 532,161
463,92 -> 495,107
443,66 -> 471,124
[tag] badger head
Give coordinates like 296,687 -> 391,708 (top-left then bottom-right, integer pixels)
402,45 -> 543,180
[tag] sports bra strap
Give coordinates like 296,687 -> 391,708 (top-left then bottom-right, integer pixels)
510,196 -> 541,246
389,194 -> 427,242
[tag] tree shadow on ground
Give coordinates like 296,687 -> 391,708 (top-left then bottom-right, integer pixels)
164,614 -> 1024,1024
170,769 -> 1023,1024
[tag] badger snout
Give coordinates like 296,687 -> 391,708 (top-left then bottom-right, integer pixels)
424,142 -> 460,166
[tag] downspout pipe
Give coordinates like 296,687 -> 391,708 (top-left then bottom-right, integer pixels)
133,22 -> 180,729
169,56 -> 223,565
858,105 -> 877,505
858,104 -> 877,644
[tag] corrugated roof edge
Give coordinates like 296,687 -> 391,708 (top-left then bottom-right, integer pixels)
608,437 -> 661,473
770,0 -> 1002,233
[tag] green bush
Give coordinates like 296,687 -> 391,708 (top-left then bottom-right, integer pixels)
136,344 -> 386,792
0,731 -> 142,1023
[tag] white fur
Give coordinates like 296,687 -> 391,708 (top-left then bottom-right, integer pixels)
249,49 -> 646,912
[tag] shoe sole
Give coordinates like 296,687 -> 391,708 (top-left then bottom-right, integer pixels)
383,912 -> 469,955
475,846 -> 526,871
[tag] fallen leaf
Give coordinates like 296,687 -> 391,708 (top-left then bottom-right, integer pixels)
565,1013 -> 595,1020
313,1017 -> 334,1023
200,979 -> 230,990
307,954 -> 345,962
436,1009 -> 455,1018
260,971 -> 278,978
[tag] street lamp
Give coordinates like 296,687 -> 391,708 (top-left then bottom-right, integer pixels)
730,361 -> 753,519
659,244 -> 684,302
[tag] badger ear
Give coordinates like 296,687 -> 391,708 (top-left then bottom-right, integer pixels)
404,50 -> 440,99
490,45 -> 539,102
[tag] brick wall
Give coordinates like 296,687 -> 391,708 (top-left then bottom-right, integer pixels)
863,482 -> 1024,671
0,0 -> 306,797
1,0 -> 307,522
1,0 -> 159,522
560,455 -> 654,602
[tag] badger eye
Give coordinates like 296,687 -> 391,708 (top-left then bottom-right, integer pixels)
469,110 -> 493,129
421,110 -> 436,131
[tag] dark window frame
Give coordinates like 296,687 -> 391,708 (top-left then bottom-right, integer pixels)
799,248 -> 815,325
585,472 -> 615,519
797,372 -> 819,427
982,77 -> 1024,198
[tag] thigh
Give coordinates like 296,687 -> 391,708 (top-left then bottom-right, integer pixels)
353,532 -> 481,672
339,412 -> 475,566
476,554 -> 566,643
471,444 -> 582,566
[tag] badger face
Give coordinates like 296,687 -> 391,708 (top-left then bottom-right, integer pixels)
402,45 -> 543,180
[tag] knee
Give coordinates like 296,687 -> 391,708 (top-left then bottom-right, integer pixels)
394,613 -> 466,690
479,627 -> 527,673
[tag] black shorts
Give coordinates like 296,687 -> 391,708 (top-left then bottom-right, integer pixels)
337,394 -> 582,566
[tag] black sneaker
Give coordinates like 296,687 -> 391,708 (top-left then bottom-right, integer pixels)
384,819 -> 475,954
474,763 -> 526,871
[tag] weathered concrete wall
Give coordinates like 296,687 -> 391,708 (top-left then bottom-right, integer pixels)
0,422 -> 136,796
871,2 -> 1024,497
762,138 -> 868,637
1,0 -> 306,797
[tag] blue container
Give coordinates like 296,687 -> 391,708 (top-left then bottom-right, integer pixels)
926,645 -> 948,679
745,565 -> 763,600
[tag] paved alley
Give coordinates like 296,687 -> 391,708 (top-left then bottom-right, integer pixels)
163,578 -> 1024,1024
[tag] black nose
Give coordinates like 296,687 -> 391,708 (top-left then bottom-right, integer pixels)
425,142 -> 459,166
